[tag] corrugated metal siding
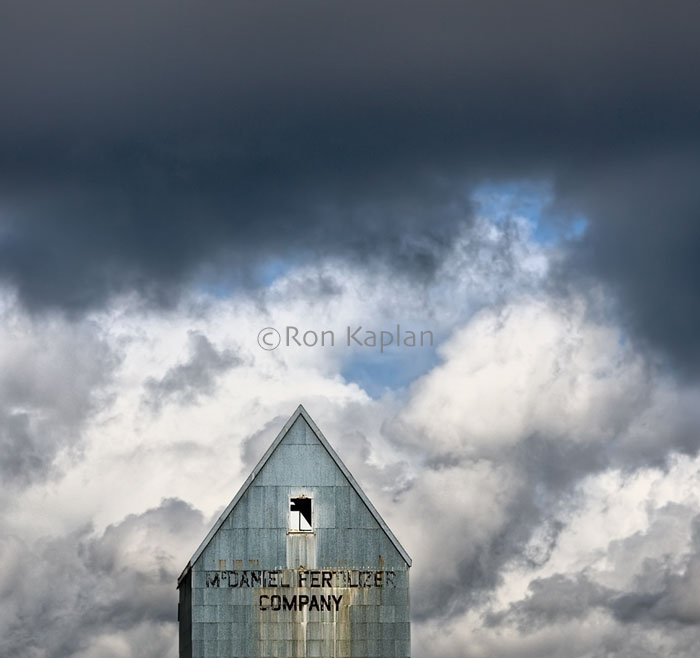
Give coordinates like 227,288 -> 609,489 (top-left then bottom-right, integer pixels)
188,415 -> 410,657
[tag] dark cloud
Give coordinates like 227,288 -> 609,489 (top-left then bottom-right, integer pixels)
0,316 -> 116,487
143,331 -> 242,412
0,412 -> 50,484
410,431 -> 700,622
1,2 -> 699,375
479,506 -> 700,655
405,458 -> 552,623
240,414 -> 286,471
391,409 -> 700,622
0,498 -> 207,658
551,153 -> 700,375
491,542 -> 700,632
609,512 -> 700,627
485,573 -> 613,631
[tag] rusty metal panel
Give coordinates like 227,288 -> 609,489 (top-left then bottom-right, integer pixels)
185,412 -> 410,657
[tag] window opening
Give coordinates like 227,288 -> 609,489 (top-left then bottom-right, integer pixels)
290,496 -> 312,532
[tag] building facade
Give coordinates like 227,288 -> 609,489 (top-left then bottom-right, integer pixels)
178,405 -> 411,658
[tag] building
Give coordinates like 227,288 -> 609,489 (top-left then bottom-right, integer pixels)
177,404 -> 412,658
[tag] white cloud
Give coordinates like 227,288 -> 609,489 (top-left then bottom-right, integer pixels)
1,216 -> 699,657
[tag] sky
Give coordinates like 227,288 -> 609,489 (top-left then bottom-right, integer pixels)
1,2 -> 700,657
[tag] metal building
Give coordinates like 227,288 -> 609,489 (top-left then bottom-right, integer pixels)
177,404 -> 411,658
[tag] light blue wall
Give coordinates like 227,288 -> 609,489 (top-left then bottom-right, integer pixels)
187,416 -> 410,658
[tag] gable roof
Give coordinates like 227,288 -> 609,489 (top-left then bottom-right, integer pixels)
178,404 -> 411,584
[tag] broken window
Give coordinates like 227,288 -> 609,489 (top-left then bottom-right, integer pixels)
289,496 -> 312,532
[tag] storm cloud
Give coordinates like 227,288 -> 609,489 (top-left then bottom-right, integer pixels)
0,308 -> 116,488
143,331 -> 243,412
0,498 -> 207,658
0,242 -> 698,657
2,4 -> 700,658
1,1 -> 699,374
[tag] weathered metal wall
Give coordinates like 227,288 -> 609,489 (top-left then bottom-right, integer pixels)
187,415 -> 410,657
179,569 -> 192,658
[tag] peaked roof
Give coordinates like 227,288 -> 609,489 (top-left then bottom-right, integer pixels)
178,404 -> 411,583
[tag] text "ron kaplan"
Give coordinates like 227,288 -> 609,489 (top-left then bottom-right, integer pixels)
284,325 -> 433,352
